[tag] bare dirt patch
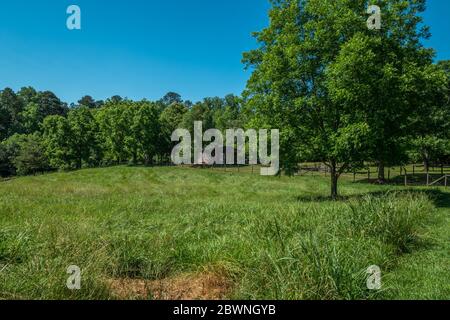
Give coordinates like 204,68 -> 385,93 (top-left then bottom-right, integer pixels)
107,271 -> 232,300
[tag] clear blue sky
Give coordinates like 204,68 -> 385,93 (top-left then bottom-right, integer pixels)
0,1 -> 449,104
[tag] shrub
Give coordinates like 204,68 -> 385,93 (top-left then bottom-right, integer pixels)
2,134 -> 50,176
347,192 -> 432,253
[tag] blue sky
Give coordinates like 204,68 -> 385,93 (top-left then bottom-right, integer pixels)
0,1 -> 449,104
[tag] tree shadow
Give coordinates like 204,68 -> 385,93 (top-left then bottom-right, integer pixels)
295,188 -> 450,209
354,173 -> 448,187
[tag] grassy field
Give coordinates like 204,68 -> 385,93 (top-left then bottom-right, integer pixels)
0,166 -> 448,300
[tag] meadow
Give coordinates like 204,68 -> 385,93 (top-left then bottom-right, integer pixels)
0,166 -> 448,300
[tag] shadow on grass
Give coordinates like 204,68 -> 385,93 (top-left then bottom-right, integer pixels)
296,188 -> 450,209
296,189 -> 449,254
355,173 -> 448,187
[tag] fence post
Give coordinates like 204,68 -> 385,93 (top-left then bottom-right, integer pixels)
353,172 -> 356,183
404,170 -> 408,187
427,172 -> 430,186
445,175 -> 448,188
368,169 -> 371,181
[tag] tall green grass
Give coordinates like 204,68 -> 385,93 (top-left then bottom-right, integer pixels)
233,192 -> 433,299
0,167 -> 446,300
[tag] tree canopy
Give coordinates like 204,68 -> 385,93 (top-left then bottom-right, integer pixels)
243,0 -> 447,197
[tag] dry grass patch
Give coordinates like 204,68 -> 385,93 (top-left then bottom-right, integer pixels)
108,271 -> 232,300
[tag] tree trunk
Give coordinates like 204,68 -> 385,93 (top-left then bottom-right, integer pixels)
132,150 -> 138,165
144,153 -> 151,166
330,161 -> 339,200
377,162 -> 386,184
423,157 -> 430,173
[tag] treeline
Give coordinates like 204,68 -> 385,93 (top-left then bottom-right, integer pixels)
1,74 -> 449,180
0,90 -> 244,177
0,72 -> 449,179
1,72 -> 450,179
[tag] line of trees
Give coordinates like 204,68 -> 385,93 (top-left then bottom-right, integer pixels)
0,90 -> 245,177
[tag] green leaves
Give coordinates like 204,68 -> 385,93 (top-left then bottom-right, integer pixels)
243,0 -> 444,196
42,107 -> 100,170
96,100 -> 164,165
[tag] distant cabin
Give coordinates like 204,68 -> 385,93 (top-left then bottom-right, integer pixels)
195,146 -> 237,166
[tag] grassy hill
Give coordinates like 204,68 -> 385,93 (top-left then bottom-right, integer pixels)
0,166 -> 448,300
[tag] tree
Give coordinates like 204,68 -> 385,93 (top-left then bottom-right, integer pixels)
11,134 -> 49,176
328,1 -> 446,183
36,91 -> 68,118
132,101 -> 161,165
438,60 -> 450,109
159,102 -> 188,160
1,134 -> 45,176
181,99 -> 215,133
95,100 -> 105,108
96,101 -> 133,164
409,60 -> 450,169
67,106 -> 101,168
160,92 -> 182,106
108,95 -> 123,104
243,0 -> 367,198
78,95 -> 97,109
18,86 -> 38,106
407,62 -> 449,170
438,60 -> 450,76
243,0 -> 439,197
20,102 -> 42,134
214,94 -> 243,131
0,88 -> 24,140
42,107 -> 100,170
42,116 -> 73,169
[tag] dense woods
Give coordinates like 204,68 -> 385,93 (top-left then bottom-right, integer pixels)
0,90 -> 245,176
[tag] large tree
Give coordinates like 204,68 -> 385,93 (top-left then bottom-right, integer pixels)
243,0 -> 444,197
327,1 -> 447,182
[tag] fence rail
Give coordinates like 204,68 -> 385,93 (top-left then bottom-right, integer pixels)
202,163 -> 450,188
427,174 -> 450,187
